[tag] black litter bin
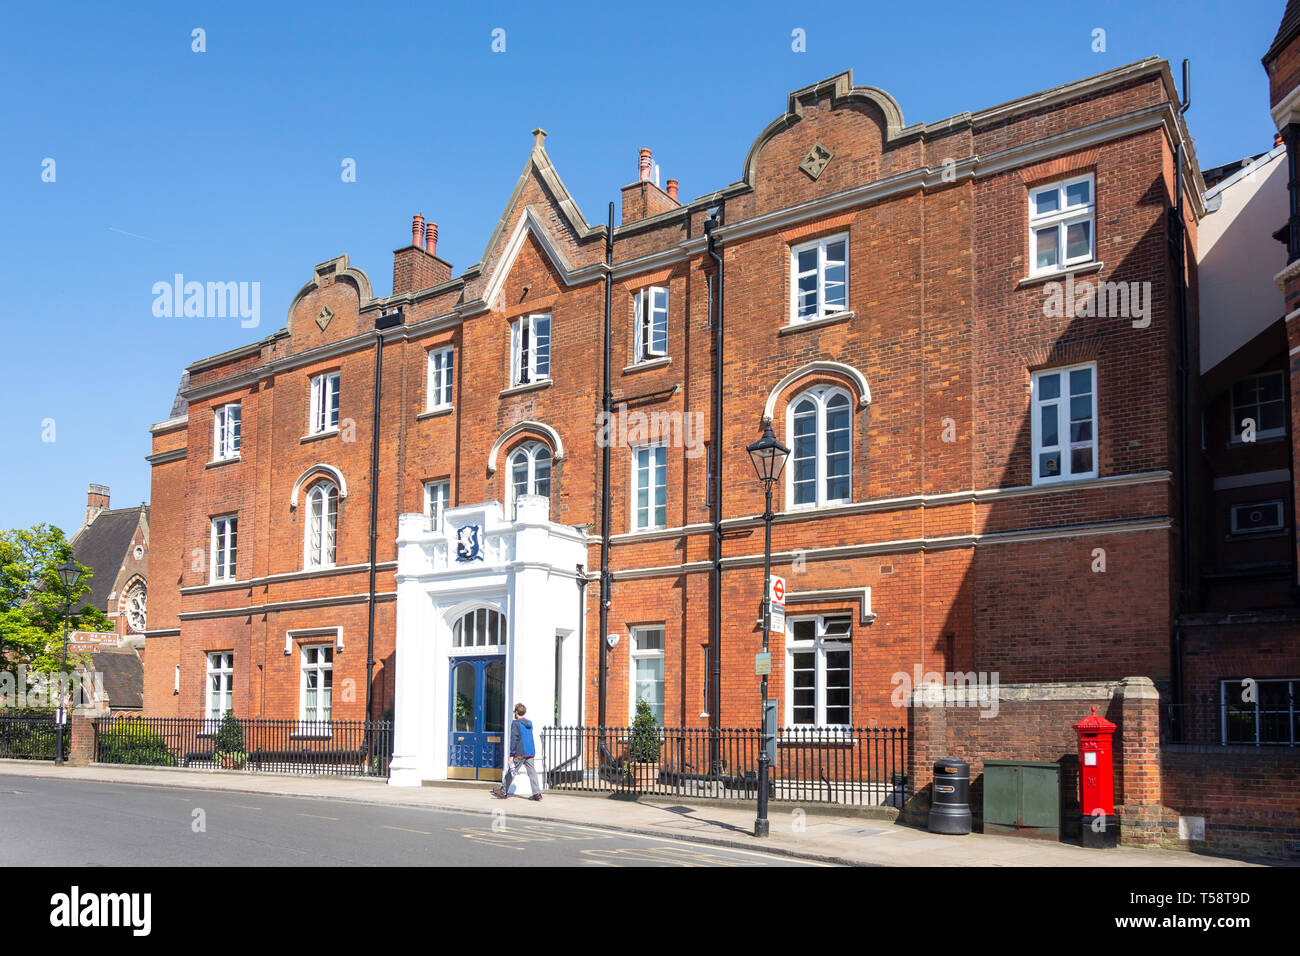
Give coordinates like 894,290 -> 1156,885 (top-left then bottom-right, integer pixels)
928,757 -> 971,835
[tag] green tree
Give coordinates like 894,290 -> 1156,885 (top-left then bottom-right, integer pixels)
0,524 -> 108,675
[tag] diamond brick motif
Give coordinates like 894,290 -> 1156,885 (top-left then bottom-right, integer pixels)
799,143 -> 833,180
315,305 -> 334,331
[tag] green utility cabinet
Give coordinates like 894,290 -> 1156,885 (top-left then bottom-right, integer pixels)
982,760 -> 1061,840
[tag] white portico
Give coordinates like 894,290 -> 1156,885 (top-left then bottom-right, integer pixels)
387,496 -> 587,789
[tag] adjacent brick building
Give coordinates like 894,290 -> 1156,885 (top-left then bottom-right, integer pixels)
145,59 -> 1205,790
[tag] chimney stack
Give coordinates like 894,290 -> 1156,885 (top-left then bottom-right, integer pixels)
412,213 -> 426,250
639,148 -> 652,182
86,484 -> 110,524
425,222 -> 438,258
666,179 -> 679,202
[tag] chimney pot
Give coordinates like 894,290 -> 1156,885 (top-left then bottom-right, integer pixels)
412,213 -> 426,250
666,179 -> 679,201
426,222 -> 438,257
639,148 -> 652,182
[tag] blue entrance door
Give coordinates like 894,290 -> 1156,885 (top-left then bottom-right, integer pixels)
448,656 -> 506,780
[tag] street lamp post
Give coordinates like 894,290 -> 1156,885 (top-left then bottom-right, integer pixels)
746,421 -> 789,838
53,559 -> 80,766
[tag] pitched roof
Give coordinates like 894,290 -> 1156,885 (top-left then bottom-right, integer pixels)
70,507 -> 144,612
1265,0 -> 1300,65
90,647 -> 143,711
169,371 -> 189,418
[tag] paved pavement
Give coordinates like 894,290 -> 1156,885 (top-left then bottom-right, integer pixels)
0,760 -> 1261,867
0,774 -> 813,867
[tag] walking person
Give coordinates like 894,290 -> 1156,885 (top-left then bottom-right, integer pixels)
492,703 -> 542,800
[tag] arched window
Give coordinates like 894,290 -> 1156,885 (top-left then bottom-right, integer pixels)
305,481 -> 338,569
507,441 -> 552,514
125,582 -> 147,633
786,385 -> 852,508
452,607 -> 507,648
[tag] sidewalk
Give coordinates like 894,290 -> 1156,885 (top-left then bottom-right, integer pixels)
0,760 -> 1260,867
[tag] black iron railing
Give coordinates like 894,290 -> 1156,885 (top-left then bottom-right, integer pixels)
540,725 -> 907,806
0,714 -> 65,761
93,716 -> 393,776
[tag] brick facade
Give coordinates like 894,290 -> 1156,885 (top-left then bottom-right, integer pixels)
146,61 -> 1201,780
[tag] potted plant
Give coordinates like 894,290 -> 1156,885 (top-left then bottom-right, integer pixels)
628,698 -> 661,789
213,712 -> 246,770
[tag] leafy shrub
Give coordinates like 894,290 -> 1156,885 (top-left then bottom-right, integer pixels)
213,712 -> 244,756
628,698 -> 661,763
96,719 -> 175,767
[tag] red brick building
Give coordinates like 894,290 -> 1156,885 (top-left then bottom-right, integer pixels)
145,59 -> 1203,785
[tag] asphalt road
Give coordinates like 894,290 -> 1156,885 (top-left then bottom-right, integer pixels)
0,774 -> 820,867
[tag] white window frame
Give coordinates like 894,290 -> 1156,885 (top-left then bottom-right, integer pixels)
213,402 -> 241,461
303,481 -> 338,570
451,606 -> 508,649
1229,500 -> 1285,535
427,345 -> 454,410
789,233 -> 849,323
1028,173 -> 1096,276
509,313 -> 551,386
309,371 -> 340,435
633,287 -> 669,364
631,443 -> 667,532
629,625 -> 666,726
1030,362 -> 1098,486
785,385 -> 853,509
299,644 -> 334,725
1230,370 -> 1286,442
205,651 -> 233,726
506,441 -> 552,514
424,479 -> 450,531
784,614 -> 853,729
209,515 -> 238,583
1220,677 -> 1298,746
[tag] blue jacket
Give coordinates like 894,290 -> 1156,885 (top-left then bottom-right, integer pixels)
509,717 -> 535,757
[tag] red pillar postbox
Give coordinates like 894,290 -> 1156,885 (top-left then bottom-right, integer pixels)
1073,705 -> 1118,848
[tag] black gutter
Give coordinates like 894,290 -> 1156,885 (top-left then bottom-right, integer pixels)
598,203 -> 614,728
704,207 -> 724,747
365,307 -> 404,732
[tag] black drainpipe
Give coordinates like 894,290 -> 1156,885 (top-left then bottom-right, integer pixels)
365,307 -> 404,735
704,206 -> 724,753
576,563 -> 587,725
1170,60 -> 1191,735
599,203 -> 614,729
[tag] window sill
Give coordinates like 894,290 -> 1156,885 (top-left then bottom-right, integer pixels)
1016,260 -> 1104,288
206,456 -> 241,469
417,405 -> 454,421
1030,472 -> 1099,488
500,379 -> 553,398
301,428 -> 340,444
623,356 -> 671,374
779,311 -> 854,335
784,499 -> 852,514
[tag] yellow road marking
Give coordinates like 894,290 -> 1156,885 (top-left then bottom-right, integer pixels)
296,812 -> 337,821
383,825 -> 431,835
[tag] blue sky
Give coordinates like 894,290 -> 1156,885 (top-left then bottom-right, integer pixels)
0,0 -> 1284,535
